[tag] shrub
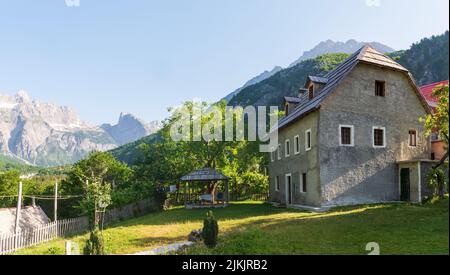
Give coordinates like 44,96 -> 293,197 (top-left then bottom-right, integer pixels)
427,167 -> 448,199
202,211 -> 219,248
83,230 -> 105,255
46,246 -> 63,255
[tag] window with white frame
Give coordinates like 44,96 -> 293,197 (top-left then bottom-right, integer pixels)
339,125 -> 354,146
305,129 -> 312,151
275,176 -> 280,191
294,135 -> 300,154
285,139 -> 291,157
373,126 -> 386,148
277,144 -> 282,160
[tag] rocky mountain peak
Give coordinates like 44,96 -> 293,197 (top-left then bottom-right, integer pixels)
0,91 -> 160,166
288,39 -> 395,67
101,112 -> 160,146
15,90 -> 31,102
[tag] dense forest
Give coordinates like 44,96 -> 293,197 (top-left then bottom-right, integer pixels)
391,31 -> 449,85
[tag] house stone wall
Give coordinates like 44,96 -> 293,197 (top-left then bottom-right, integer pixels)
318,63 -> 431,206
269,111 -> 322,207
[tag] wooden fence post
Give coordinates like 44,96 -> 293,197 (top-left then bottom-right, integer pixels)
54,181 -> 58,222
65,241 -> 72,255
14,182 -> 23,234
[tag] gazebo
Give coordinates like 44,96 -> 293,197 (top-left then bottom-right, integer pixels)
180,167 -> 229,209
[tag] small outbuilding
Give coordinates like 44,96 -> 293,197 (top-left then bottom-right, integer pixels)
180,167 -> 229,209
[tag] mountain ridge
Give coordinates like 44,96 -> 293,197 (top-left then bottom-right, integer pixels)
0,91 -> 160,166
289,39 -> 396,67
222,39 -> 395,103
112,32 -> 449,165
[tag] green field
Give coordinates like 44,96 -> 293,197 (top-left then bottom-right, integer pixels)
15,199 -> 449,255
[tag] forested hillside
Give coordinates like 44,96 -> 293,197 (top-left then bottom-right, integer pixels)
395,31 -> 449,85
228,53 -> 350,108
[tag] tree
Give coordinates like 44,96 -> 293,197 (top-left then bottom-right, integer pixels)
133,100 -> 270,198
421,84 -> 449,200
60,151 -> 134,216
426,167 -> 447,200
421,84 -> 449,168
202,211 -> 219,248
0,170 -> 21,208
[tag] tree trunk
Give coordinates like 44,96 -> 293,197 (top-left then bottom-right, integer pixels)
433,151 -> 449,169
209,181 -> 218,204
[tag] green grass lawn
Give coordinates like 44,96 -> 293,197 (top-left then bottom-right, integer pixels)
14,199 -> 449,255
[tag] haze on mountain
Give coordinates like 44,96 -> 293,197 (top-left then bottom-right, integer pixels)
223,39 -> 395,102
288,39 -> 396,67
0,91 -> 160,167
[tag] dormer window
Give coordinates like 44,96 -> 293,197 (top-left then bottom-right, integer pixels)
308,85 -> 314,100
285,103 -> 289,116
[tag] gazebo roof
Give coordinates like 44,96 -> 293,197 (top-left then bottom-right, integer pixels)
180,167 -> 228,182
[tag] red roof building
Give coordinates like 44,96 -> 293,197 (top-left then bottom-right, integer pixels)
419,80 -> 448,161
419,80 -> 449,107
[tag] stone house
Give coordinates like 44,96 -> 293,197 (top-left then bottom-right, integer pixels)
269,45 -> 437,209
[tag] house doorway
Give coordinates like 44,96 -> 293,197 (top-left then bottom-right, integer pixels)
285,174 -> 293,205
400,168 -> 410,201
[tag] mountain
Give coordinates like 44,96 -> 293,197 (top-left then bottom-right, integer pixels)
222,39 -> 394,104
228,53 -> 351,108
0,154 -> 36,172
108,33 -> 450,165
222,66 -> 283,102
229,32 -> 448,108
101,113 -> 161,146
390,31 -> 449,85
0,91 -> 160,166
289,39 -> 396,67
111,132 -> 162,165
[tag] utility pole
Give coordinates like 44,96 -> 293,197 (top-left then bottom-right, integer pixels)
54,181 -> 58,222
14,182 -> 23,235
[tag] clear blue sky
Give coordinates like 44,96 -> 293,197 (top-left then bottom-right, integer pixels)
0,0 -> 448,124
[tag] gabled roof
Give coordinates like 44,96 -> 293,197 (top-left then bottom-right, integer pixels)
307,75 -> 328,85
284,96 -> 302,103
181,167 -> 228,182
276,45 -> 431,131
420,80 -> 449,107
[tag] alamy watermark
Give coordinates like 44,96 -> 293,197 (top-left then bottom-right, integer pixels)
169,101 -> 279,153
65,0 -> 80,7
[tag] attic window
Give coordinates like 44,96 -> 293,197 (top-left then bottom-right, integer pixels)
375,81 -> 385,97
308,85 -> 314,100
285,103 -> 289,116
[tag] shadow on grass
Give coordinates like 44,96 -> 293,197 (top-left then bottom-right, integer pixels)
106,202 -> 300,228
182,199 -> 449,255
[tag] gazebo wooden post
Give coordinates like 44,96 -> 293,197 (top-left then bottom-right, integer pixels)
184,182 -> 187,207
180,167 -> 229,209
225,179 -> 229,204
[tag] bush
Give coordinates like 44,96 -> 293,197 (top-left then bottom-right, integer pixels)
202,211 -> 219,248
427,167 -> 448,199
83,230 -> 105,255
46,246 -> 63,255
